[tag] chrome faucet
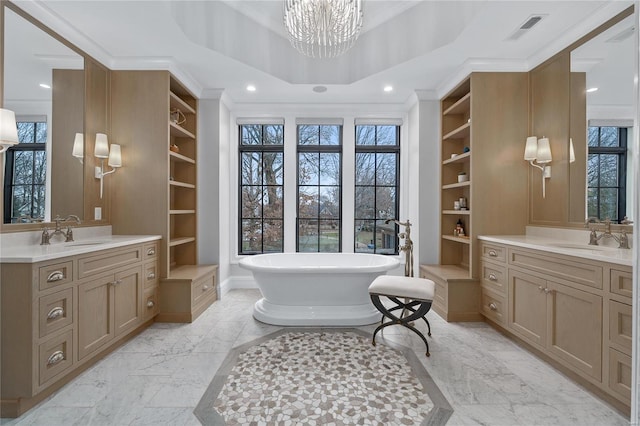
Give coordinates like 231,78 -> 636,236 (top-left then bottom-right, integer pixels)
41,215 -> 82,245
385,218 -> 414,277
585,217 -> 632,249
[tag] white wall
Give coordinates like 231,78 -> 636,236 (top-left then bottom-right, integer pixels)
416,99 -> 441,265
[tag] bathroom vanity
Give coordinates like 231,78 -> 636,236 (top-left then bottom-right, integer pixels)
0,236 -> 161,417
478,235 -> 633,412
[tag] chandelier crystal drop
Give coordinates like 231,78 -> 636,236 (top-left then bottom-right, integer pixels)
284,0 -> 364,59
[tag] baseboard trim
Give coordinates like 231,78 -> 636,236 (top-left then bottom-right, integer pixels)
220,276 -> 257,297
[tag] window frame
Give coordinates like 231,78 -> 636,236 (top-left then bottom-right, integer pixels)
296,124 -> 343,253
587,126 -> 628,223
354,125 -> 400,255
238,124 -> 285,255
3,120 -> 47,223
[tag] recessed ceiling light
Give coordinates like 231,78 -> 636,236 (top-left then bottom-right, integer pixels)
383,85 -> 393,92
39,83 -> 51,89
312,86 -> 327,93
586,87 -> 598,93
246,85 -> 256,92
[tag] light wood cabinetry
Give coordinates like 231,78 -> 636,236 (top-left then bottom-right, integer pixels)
421,72 -> 529,321
110,71 -> 217,322
479,239 -> 632,411
0,239 -> 159,418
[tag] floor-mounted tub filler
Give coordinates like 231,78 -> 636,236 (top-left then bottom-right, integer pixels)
239,253 -> 399,326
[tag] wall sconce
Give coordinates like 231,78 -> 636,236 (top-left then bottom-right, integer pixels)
0,108 -> 20,153
524,136 -> 552,198
72,133 -> 84,164
94,133 -> 122,198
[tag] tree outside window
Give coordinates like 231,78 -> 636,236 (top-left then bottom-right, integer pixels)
587,126 -> 627,223
354,125 -> 399,254
297,125 -> 342,252
3,120 -> 47,223
239,124 -> 284,254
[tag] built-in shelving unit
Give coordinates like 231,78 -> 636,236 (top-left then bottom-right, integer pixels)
420,72 -> 529,322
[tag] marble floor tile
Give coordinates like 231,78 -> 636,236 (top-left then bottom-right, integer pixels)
0,289 -> 629,426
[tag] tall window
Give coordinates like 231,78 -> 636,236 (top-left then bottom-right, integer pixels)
354,125 -> 400,254
587,126 -> 627,223
297,124 -> 342,252
3,119 -> 47,223
239,124 -> 284,254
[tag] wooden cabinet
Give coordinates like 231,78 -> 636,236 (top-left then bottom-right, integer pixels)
478,238 -> 632,411
110,71 -> 217,322
421,72 -> 528,321
0,239 -> 159,418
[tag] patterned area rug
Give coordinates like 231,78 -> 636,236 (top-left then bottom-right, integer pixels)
194,329 -> 452,425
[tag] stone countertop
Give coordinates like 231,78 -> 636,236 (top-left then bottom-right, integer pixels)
478,234 -> 633,267
0,235 -> 161,263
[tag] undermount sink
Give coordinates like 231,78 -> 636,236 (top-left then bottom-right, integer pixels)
544,243 -> 607,251
65,240 -> 111,247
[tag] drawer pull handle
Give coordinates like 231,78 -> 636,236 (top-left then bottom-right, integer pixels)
202,285 -> 209,291
147,299 -> 155,308
47,271 -> 65,282
47,307 -> 64,320
488,273 -> 497,281
488,302 -> 497,311
147,248 -> 156,256
47,350 -> 65,366
147,273 -> 156,279
110,279 -> 123,286
488,250 -> 497,257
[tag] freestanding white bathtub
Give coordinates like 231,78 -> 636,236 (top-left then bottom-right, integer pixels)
239,253 -> 400,326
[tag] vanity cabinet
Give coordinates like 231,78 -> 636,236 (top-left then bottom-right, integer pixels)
0,239 -> 159,418
421,72 -> 529,321
478,239 -> 632,411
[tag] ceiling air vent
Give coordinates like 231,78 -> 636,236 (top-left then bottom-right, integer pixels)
505,14 -> 546,41
606,26 -> 635,43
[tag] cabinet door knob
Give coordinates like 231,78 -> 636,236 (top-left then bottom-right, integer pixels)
488,273 -> 497,281
47,271 -> 65,282
538,286 -> 544,292
543,288 -> 553,294
147,273 -> 156,279
110,279 -> 123,286
47,307 -> 65,320
488,250 -> 497,257
147,248 -> 156,256
47,350 -> 65,366
202,285 -> 209,291
488,302 -> 497,311
147,299 -> 155,308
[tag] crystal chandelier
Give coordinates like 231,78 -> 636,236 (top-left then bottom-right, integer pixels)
284,0 -> 364,58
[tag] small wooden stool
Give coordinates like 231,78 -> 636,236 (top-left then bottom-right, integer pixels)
368,275 -> 436,356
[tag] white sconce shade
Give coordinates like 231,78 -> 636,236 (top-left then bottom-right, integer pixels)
94,133 -> 110,158
569,138 -> 575,163
524,136 -> 538,160
0,108 -> 20,153
108,144 -> 122,168
536,137 -> 552,163
72,133 -> 84,158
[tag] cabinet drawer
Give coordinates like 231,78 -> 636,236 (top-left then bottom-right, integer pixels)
144,261 -> 158,289
481,243 -> 506,263
608,348 -> 632,403
78,246 -> 142,279
144,242 -> 158,259
144,286 -> 159,321
610,269 -> 632,299
480,288 -> 506,325
481,262 -> 506,294
609,300 -> 632,354
39,261 -> 73,291
509,249 -> 603,290
38,329 -> 73,386
38,288 -> 73,339
192,274 -> 216,306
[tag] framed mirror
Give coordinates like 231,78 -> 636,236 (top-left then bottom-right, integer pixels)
570,13 -> 635,224
1,1 -> 111,232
